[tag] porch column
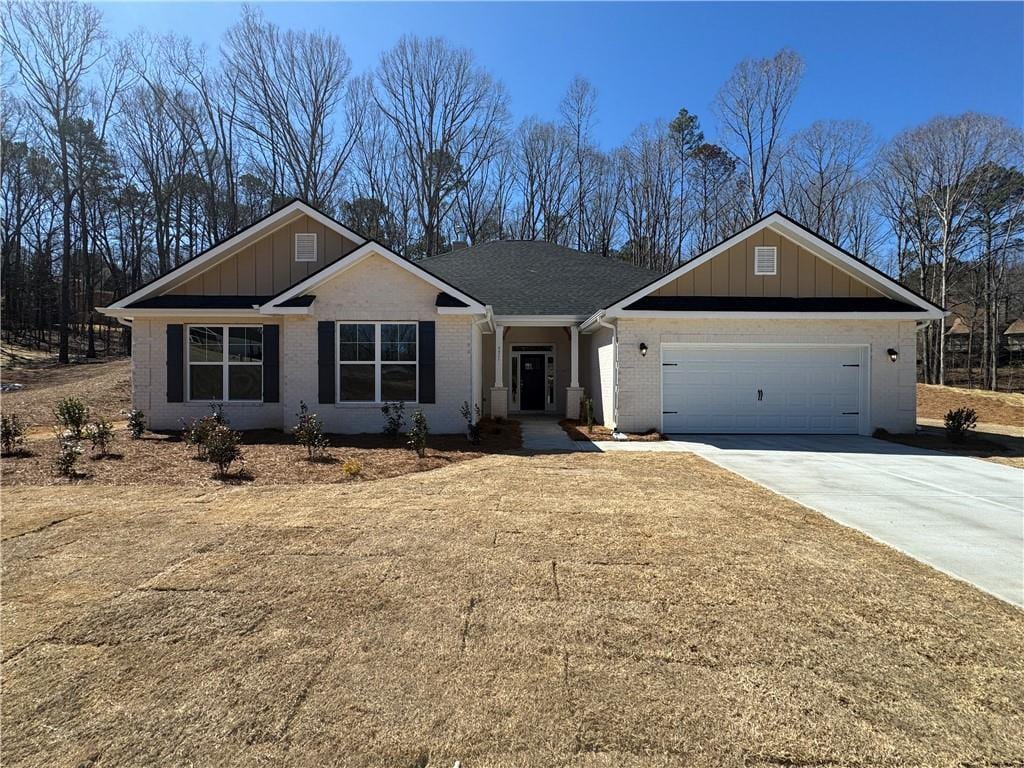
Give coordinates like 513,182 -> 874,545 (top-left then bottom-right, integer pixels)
490,323 -> 508,419
566,324 -> 584,420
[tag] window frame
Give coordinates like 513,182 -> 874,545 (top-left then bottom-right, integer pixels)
185,324 -> 264,403
336,321 -> 418,405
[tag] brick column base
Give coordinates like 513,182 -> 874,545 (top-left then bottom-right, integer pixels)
565,386 -> 585,420
489,387 -> 508,419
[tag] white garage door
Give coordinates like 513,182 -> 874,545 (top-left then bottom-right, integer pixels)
661,344 -> 867,434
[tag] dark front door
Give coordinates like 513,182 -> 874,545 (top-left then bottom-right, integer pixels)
519,354 -> 546,410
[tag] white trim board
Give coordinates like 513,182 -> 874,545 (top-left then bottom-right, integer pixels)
105,200 -> 366,311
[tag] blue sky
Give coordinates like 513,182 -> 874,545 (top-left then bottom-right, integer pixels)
99,1 -> 1023,150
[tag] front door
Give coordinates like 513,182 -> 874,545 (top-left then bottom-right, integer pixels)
519,353 -> 547,410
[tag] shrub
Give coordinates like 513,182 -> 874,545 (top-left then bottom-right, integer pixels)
381,401 -> 405,440
54,397 -> 90,438
183,403 -> 228,459
460,400 -> 482,445
205,424 -> 243,477
407,408 -> 429,458
294,401 -> 330,460
1,413 -> 26,455
945,407 -> 978,443
85,418 -> 114,456
580,397 -> 595,433
341,456 -> 362,478
126,409 -> 146,439
53,431 -> 84,477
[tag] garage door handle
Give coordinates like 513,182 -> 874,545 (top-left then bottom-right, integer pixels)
662,363 -> 678,367
757,389 -> 763,401
662,410 -> 677,415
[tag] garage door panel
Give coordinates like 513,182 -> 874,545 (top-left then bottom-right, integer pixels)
662,345 -> 866,434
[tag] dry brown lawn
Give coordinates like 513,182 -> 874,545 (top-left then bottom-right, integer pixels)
2,452 -> 1022,767
1,351 -> 131,427
918,383 -> 1024,426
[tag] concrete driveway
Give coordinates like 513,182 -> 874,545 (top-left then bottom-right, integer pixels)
618,435 -> 1024,606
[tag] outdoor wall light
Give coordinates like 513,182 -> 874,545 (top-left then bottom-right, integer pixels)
639,342 -> 648,357
887,348 -> 899,362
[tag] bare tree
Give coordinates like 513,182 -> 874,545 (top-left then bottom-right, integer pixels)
514,118 -> 575,242
688,142 -> 741,252
222,5 -> 360,207
713,49 -> 804,222
1,0 -> 105,361
619,121 -> 681,270
374,35 -> 508,257
779,119 -> 874,243
560,76 -> 597,250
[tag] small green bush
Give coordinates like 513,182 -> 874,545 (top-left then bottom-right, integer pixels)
460,400 -> 481,445
294,401 -> 329,460
53,431 -> 84,477
381,401 -> 406,440
407,408 -> 429,458
85,418 -> 114,456
183,404 -> 227,459
944,407 -> 978,443
205,424 -> 243,477
126,409 -> 146,439
1,413 -> 26,455
54,397 -> 90,438
341,456 -> 362,477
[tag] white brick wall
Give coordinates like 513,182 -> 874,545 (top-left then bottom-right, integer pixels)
131,253 -> 473,434
613,318 -> 918,435
132,316 -> 284,431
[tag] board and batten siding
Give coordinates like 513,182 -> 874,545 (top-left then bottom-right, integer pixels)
653,229 -> 883,299
169,214 -> 359,296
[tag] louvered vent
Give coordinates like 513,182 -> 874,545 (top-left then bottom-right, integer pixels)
294,233 -> 317,262
754,246 -> 777,276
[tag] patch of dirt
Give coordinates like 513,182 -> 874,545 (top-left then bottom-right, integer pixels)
918,383 -> 1024,426
2,453 -> 1022,766
1,420 -> 522,486
559,418 -> 663,442
0,354 -> 131,427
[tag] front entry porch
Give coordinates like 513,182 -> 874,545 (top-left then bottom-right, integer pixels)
481,319 -> 585,420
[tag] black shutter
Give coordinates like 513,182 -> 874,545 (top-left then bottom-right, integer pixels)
166,324 -> 184,403
262,325 -> 280,403
418,321 -> 436,404
317,321 -> 335,404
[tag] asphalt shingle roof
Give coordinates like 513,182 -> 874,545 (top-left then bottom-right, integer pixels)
421,241 -> 661,316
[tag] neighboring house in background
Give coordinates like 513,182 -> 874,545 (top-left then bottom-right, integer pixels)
1004,319 -> 1024,353
945,316 -> 972,352
100,200 -> 946,436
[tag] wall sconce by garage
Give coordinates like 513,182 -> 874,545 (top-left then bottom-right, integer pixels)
887,348 -> 899,363
639,342 -> 648,357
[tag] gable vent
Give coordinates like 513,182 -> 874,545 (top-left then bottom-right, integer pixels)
295,233 -> 317,262
754,246 -> 777,276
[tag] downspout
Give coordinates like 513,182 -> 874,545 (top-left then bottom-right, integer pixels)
471,306 -> 494,418
595,311 -> 618,429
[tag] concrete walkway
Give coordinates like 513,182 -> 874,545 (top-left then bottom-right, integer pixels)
600,434 -> 1023,606
518,417 -> 587,452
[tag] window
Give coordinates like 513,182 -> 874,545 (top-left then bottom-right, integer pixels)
754,246 -> 777,276
337,322 -> 417,403
188,325 -> 263,401
295,232 -> 317,262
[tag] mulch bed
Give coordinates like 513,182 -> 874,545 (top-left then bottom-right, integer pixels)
876,423 -> 1023,469
1,418 -> 521,486
559,418 -> 663,442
